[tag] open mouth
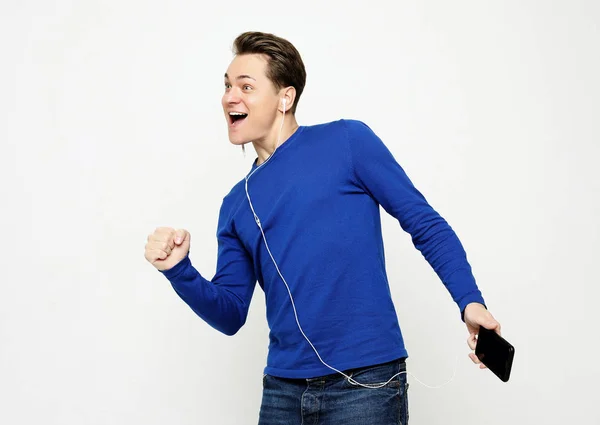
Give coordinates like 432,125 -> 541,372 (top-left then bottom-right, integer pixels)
229,112 -> 248,126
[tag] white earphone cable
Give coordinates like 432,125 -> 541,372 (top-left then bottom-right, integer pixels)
244,100 -> 459,389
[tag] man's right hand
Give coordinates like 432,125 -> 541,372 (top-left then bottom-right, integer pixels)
144,227 -> 191,271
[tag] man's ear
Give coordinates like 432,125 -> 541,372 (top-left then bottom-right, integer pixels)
279,87 -> 296,112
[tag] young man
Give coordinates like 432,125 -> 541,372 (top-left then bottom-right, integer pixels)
144,31 -> 502,424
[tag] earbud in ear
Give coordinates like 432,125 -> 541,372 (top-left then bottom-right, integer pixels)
282,98 -> 287,110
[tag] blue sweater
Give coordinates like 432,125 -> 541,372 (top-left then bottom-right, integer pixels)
161,119 -> 485,379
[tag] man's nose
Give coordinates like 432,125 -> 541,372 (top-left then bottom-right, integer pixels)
225,88 -> 242,104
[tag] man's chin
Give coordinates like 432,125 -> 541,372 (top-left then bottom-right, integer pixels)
228,133 -> 251,146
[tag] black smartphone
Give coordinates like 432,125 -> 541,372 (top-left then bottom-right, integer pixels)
475,326 -> 515,382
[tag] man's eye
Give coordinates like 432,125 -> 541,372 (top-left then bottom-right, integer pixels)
243,85 -> 253,90
224,83 -> 231,89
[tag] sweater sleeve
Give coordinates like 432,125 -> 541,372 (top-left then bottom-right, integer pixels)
160,198 -> 257,335
343,119 -> 486,319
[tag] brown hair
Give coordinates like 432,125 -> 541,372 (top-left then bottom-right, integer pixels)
232,31 -> 307,114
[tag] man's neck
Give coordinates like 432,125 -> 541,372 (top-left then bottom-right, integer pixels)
253,116 -> 300,165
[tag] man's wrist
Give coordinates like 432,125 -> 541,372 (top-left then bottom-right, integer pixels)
462,302 -> 487,321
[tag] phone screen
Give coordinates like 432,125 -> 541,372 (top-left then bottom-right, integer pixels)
475,326 -> 515,382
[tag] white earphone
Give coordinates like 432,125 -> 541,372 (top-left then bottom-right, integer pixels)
282,97 -> 287,112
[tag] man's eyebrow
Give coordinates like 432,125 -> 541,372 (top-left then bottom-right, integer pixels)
224,73 -> 256,81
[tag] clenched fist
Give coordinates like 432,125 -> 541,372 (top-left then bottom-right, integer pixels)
144,227 -> 191,271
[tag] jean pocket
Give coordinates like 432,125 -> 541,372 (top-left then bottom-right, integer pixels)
345,360 -> 405,389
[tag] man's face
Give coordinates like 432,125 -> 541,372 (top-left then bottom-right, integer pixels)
222,54 -> 280,145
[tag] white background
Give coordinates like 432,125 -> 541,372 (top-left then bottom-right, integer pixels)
1,1 -> 599,424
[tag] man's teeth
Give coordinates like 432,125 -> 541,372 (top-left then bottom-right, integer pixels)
230,112 -> 248,123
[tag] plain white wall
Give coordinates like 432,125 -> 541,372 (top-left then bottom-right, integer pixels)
1,0 -> 598,424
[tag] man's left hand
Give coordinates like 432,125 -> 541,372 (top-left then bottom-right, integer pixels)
463,302 -> 502,369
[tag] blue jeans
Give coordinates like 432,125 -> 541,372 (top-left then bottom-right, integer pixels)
258,358 -> 409,425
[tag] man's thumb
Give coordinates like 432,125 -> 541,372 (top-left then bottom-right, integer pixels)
486,319 -> 500,331
174,229 -> 188,245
